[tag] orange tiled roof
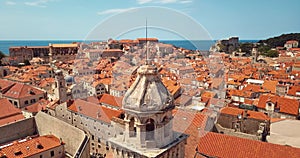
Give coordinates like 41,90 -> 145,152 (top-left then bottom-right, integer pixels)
0,135 -> 62,157
287,85 -> 300,96
162,78 -> 181,96
286,40 -> 298,44
0,98 -> 24,126
99,94 -> 123,108
3,82 -> 44,99
38,78 -> 55,88
24,99 -> 50,113
173,109 -> 208,158
289,48 -> 300,52
229,89 -> 253,98
0,98 -> 24,123
221,107 -> 270,121
227,80 -> 241,86
0,79 -> 15,93
242,84 -> 265,93
68,99 -> 122,124
136,38 -> 158,42
51,43 -> 78,47
257,94 -> 300,116
262,80 -> 278,93
196,132 -> 300,158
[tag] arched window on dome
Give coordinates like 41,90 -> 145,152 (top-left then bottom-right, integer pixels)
146,119 -> 155,140
129,117 -> 136,137
163,117 -> 169,137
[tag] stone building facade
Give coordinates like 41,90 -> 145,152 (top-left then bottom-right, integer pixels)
9,43 -> 78,64
48,99 -> 123,155
1,82 -> 46,108
216,107 -> 270,140
49,43 -> 78,62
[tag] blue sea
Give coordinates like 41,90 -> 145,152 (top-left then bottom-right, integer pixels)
0,40 -> 258,55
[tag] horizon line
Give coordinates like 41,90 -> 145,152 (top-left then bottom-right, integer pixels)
0,39 -> 260,41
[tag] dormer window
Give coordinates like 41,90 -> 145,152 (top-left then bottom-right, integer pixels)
267,102 -> 272,106
274,107 -> 280,112
14,151 -> 22,156
36,142 -> 43,149
28,89 -> 35,95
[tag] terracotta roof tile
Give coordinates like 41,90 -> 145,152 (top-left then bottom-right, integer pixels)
257,94 -> 299,116
68,99 -> 122,124
0,79 -> 15,93
99,94 -> 123,108
0,98 -> 24,126
24,99 -> 50,113
262,80 -> 278,94
196,132 -> 300,158
0,135 -> 62,157
242,84 -> 264,93
136,38 -> 158,42
3,83 -> 44,99
221,107 -> 270,121
287,85 -> 300,96
229,89 -> 253,98
173,109 -> 208,158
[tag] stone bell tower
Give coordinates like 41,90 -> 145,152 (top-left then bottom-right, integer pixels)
109,63 -> 187,158
54,70 -> 67,103
122,64 -> 175,148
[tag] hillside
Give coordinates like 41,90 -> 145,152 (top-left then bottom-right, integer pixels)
258,33 -> 300,48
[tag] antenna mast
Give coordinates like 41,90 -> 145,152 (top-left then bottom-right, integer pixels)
145,18 -> 149,65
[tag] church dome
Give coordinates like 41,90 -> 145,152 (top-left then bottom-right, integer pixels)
122,64 -> 174,112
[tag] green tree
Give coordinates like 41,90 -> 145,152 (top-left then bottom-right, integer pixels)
0,51 -> 7,65
258,33 -> 300,48
265,50 -> 279,58
0,51 -> 6,59
258,45 -> 271,54
217,44 -> 227,52
239,43 -> 253,54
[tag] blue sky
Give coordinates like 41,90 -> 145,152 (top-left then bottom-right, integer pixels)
0,0 -> 299,40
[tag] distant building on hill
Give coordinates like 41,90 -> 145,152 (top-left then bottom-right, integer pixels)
216,37 -> 239,53
136,37 -> 159,44
49,43 -> 79,62
284,40 -> 298,49
9,43 -> 79,64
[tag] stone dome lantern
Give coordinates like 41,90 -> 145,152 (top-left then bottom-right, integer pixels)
122,64 -> 174,113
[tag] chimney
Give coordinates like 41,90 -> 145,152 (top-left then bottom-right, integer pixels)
243,109 -> 248,118
97,110 -> 101,119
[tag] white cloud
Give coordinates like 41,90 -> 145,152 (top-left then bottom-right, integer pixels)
24,0 -> 54,7
97,8 -> 135,15
137,0 -> 153,4
136,0 -> 192,4
5,1 -> 16,5
179,0 -> 192,4
159,0 -> 177,4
